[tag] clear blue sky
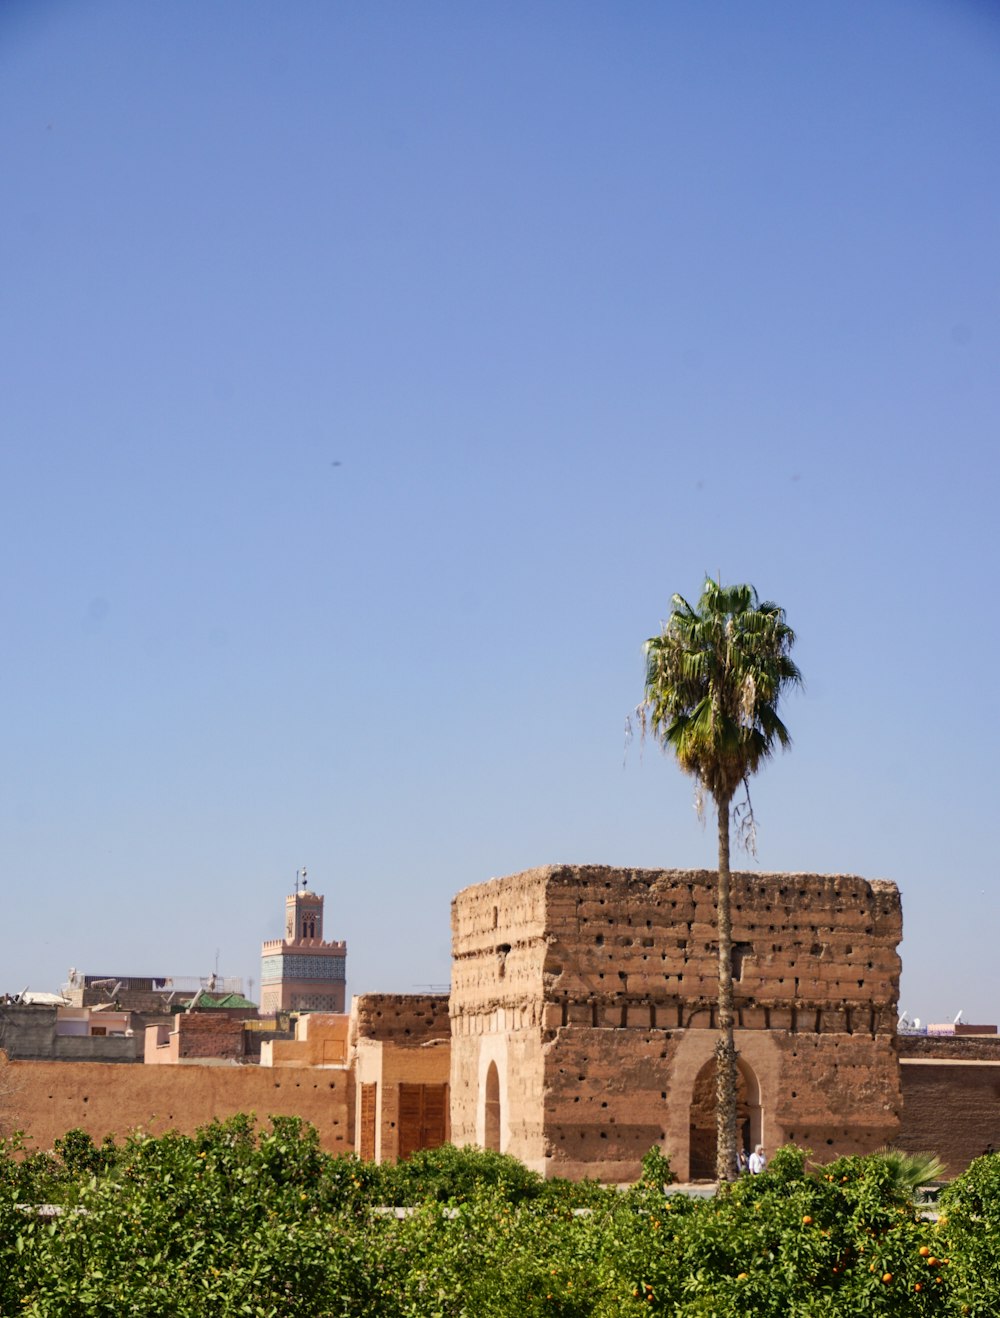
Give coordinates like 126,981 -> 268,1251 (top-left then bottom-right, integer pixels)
2,1 -> 998,1023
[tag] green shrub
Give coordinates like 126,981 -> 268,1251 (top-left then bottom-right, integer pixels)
379,1142 -> 547,1205
0,1124 -> 982,1316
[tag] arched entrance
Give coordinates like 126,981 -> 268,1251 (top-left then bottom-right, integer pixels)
483,1061 -> 501,1151
688,1056 -> 762,1179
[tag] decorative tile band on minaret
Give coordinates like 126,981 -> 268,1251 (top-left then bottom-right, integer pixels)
260,868 -> 347,1015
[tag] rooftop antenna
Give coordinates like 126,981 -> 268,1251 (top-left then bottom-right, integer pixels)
954,1010 -> 965,1026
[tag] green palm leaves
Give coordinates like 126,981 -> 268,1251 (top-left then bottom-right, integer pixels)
639,579 -> 801,808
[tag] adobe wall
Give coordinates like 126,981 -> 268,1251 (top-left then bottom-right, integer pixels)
0,1052 -> 352,1154
898,1035 -> 1000,1174
354,1038 -> 451,1162
451,865 -> 902,1180
451,869 -> 550,1168
352,994 -> 451,1046
351,994 -> 452,1163
261,1014 -> 350,1068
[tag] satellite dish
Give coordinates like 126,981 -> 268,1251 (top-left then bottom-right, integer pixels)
954,1010 -> 965,1026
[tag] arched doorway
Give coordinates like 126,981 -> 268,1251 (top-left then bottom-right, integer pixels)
483,1061 -> 501,1151
688,1056 -> 762,1179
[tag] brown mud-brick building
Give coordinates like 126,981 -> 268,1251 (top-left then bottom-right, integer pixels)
450,864 -> 902,1182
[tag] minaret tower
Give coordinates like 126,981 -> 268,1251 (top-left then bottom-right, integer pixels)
260,868 -> 347,1014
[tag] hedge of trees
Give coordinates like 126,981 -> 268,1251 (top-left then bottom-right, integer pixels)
2,1116 -> 999,1316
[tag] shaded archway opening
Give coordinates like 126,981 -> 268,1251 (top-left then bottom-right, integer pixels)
483,1061 -> 501,1151
688,1056 -> 762,1179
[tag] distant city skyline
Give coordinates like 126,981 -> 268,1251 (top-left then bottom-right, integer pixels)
2,1 -> 999,1021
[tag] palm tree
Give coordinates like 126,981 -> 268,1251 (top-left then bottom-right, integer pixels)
637,578 -> 801,1181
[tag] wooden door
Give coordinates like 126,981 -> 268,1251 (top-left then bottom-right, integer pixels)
398,1083 -> 448,1161
359,1082 -> 377,1162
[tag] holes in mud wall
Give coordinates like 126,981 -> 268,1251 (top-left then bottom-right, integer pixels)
595,934 -> 604,946
731,942 -> 752,981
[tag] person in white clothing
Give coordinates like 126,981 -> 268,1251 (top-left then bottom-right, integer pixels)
748,1144 -> 766,1174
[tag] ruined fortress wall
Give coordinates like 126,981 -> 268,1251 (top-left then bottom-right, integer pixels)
765,1032 -> 899,1154
450,870 -> 550,1167
351,994 -> 451,1046
451,865 -> 902,1181
537,866 -> 900,1028
0,1055 -> 353,1154
541,1026 -> 681,1181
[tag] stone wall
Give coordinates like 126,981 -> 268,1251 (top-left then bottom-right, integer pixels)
450,865 -> 902,1180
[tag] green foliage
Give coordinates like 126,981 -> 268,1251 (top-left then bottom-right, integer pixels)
53,1128 -> 117,1179
936,1151 -> 1000,1316
0,1124 -> 988,1316
637,578 -> 801,808
378,1142 -> 548,1205
639,1143 -> 677,1189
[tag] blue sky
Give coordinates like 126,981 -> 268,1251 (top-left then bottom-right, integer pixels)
2,1 -> 998,1023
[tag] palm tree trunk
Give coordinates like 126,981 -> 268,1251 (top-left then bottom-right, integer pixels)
715,791 -> 738,1182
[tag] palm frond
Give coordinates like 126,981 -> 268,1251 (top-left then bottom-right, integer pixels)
637,575 -> 801,830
